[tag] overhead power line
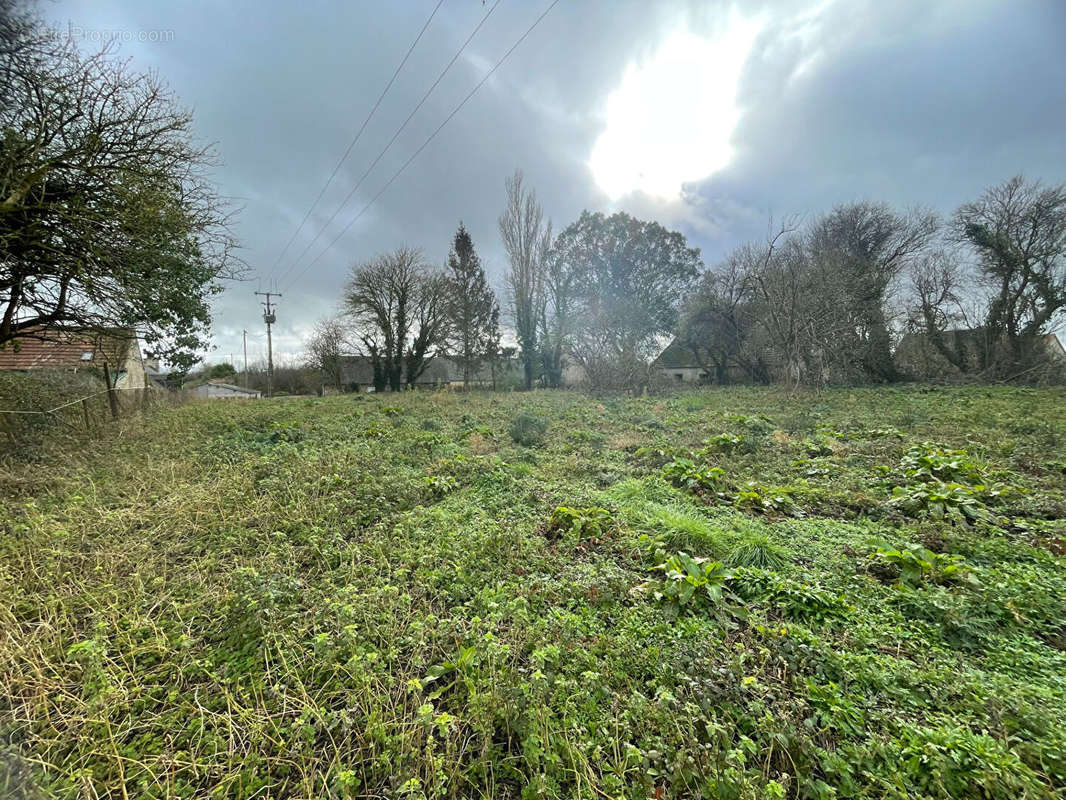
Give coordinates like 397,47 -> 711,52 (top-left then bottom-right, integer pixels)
264,0 -> 446,285
272,0 -> 503,291
282,0 -> 559,295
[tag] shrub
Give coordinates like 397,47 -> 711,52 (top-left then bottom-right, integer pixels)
733,486 -> 802,518
422,474 -> 458,498
899,442 -> 985,484
725,412 -> 774,434
800,436 -> 835,457
508,410 -> 548,447
731,568 -> 850,624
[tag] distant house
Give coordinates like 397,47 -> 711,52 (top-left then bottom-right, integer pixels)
651,338 -> 777,384
192,380 -> 261,399
652,339 -> 711,383
0,326 -> 150,389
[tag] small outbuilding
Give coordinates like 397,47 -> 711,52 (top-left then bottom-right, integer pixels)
192,380 -> 261,399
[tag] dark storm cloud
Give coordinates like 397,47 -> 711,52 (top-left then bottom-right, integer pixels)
44,0 -> 1066,364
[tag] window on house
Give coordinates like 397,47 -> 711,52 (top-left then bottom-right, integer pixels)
674,373 -> 683,381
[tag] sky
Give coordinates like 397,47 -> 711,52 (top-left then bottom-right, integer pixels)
42,0 -> 1066,368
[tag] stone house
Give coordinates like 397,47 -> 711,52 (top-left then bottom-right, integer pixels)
0,326 -> 150,389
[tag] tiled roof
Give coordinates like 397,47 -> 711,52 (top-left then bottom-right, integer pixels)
0,326 -> 135,371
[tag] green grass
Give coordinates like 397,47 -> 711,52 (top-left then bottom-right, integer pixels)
1,386 -> 1065,799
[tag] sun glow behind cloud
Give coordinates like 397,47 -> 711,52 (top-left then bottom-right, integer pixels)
589,16 -> 763,201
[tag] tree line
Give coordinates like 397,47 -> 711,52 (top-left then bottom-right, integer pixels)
679,175 -> 1066,387
309,170 -> 704,392
311,171 -> 1065,392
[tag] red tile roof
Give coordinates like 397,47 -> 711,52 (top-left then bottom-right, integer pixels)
0,327 -> 135,371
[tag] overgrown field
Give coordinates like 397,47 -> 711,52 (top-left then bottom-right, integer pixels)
2,387 -> 1066,799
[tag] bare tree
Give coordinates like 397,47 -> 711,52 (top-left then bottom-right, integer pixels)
499,170 -> 551,389
540,240 -> 578,388
343,247 -> 450,391
956,176 -> 1066,376
344,247 -> 420,392
903,177 -> 1066,381
715,207 -> 937,388
677,252 -> 768,384
406,271 -> 451,388
306,317 -> 349,392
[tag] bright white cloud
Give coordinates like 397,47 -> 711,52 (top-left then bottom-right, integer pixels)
589,15 -> 763,201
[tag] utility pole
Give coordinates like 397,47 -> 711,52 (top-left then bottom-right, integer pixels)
242,330 -> 249,389
254,291 -> 281,398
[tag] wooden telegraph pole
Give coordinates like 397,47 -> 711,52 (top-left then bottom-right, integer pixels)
254,292 -> 281,398
242,330 -> 249,389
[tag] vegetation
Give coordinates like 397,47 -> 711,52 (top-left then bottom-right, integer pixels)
553,210 -> 703,391
342,247 -> 451,392
499,170 -> 554,391
677,176 -> 1066,387
0,2 -> 238,370
916,177 -> 1066,379
2,386 -> 1065,798
444,223 -> 499,388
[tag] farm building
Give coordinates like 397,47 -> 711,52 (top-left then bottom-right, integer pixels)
0,326 -> 151,389
192,380 -> 261,399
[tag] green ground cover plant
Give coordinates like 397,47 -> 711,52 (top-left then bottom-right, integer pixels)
1,386 -> 1065,799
